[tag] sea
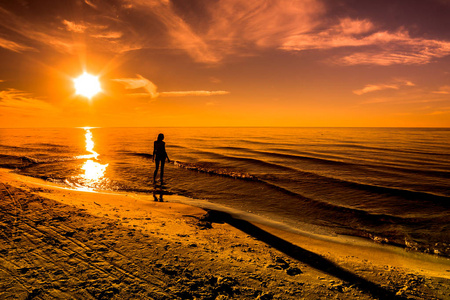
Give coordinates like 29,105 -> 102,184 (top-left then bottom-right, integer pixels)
1,127 -> 449,257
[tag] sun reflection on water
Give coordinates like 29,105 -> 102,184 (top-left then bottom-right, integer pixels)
84,129 -> 98,159
75,127 -> 109,190
82,159 -> 108,181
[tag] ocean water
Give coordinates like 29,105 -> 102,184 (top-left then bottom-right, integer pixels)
1,127 -> 449,256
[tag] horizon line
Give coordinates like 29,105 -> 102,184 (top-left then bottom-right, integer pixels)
1,126 -> 449,129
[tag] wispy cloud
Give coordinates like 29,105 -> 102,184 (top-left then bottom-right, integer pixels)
1,0 -> 449,66
112,75 -> 159,98
0,88 -> 58,113
353,80 -> 415,95
337,39 -> 450,66
359,94 -> 448,106
62,19 -> 124,40
0,7 -> 79,53
84,0 -> 98,9
121,0 -> 324,63
0,6 -> 135,55
121,0 -> 220,63
203,0 -> 324,51
432,85 -> 450,95
282,18 -> 450,65
112,75 -> 230,99
126,0 -> 450,66
357,86 -> 450,107
0,36 -> 34,52
62,20 -> 87,33
282,18 -> 377,51
159,91 -> 230,97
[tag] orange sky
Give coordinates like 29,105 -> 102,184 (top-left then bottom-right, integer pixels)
0,0 -> 449,127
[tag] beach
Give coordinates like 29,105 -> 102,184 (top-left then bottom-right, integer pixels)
1,168 -> 449,299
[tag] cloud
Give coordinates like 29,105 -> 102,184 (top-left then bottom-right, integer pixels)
0,6 -> 136,55
112,74 -> 229,99
90,31 -> 123,39
282,19 -> 450,65
63,20 -> 87,33
282,18 -> 377,50
1,1 -> 449,66
357,86 -> 450,107
84,0 -> 98,9
112,75 -> 159,98
122,0 -> 220,63
159,91 -> 230,97
337,18 -> 374,35
161,2 -> 450,66
0,7 -> 79,53
432,85 -> 450,94
117,2 -> 450,65
0,88 -> 58,113
203,0 -> 324,48
353,80 -> 415,95
62,19 -> 123,39
0,36 -> 35,52
338,40 -> 450,66
121,0 -> 324,63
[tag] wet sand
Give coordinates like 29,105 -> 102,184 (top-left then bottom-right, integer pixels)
0,168 -> 449,299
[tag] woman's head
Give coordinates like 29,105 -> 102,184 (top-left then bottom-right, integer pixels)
157,133 -> 164,141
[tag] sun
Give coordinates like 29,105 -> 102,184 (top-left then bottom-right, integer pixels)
73,72 -> 102,99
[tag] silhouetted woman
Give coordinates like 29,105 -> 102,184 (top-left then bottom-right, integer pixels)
153,133 -> 170,183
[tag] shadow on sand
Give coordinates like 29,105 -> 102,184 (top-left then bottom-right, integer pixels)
203,210 -> 402,300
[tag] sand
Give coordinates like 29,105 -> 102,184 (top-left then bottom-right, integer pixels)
0,168 -> 449,299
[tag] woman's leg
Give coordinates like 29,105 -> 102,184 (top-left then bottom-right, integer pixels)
160,160 -> 165,182
153,159 -> 160,182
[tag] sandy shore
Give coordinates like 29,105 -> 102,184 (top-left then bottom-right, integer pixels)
1,168 -> 449,299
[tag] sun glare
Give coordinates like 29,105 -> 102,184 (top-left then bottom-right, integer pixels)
77,128 -> 109,190
73,72 -> 102,99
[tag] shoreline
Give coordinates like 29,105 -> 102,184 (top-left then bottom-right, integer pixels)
1,168 -> 449,299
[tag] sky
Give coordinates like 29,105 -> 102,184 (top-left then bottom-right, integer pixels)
0,0 -> 449,127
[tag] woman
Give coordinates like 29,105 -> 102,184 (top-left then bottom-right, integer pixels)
152,133 -> 170,183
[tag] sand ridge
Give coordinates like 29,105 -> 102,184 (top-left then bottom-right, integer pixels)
0,169 -> 449,299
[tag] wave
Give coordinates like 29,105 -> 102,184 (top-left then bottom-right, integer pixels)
214,146 -> 251,151
0,154 -> 39,168
256,146 -> 449,170
167,144 -> 187,149
173,156 -> 450,208
0,144 -> 36,151
125,144 -> 449,183
209,147 -> 450,182
254,150 -> 354,167
118,151 -> 153,159
339,179 -> 450,207
318,142 -> 450,157
24,142 -> 70,149
174,161 -> 257,180
0,153 -> 99,169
